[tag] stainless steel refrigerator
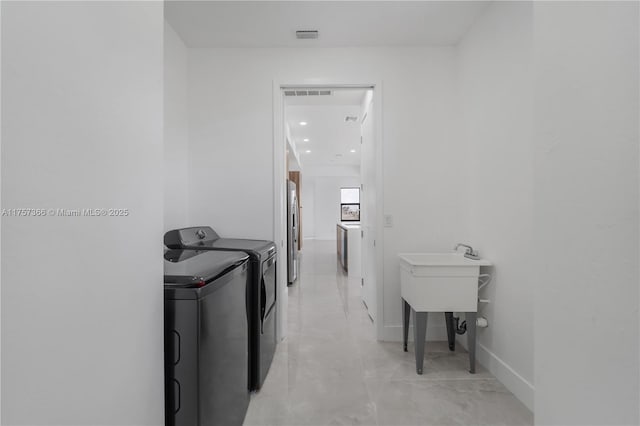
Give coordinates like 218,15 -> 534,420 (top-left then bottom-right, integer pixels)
287,180 -> 298,285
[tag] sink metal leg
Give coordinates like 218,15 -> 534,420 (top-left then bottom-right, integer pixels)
413,309 -> 428,375
444,312 -> 455,351
466,311 -> 477,374
402,299 -> 410,352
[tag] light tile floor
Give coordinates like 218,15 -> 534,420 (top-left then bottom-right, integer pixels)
244,240 -> 533,426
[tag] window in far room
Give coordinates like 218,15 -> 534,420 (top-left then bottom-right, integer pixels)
340,187 -> 360,222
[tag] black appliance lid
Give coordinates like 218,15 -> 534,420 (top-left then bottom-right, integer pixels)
164,249 -> 248,287
164,226 -> 220,248
197,238 -> 275,252
164,227 -> 276,255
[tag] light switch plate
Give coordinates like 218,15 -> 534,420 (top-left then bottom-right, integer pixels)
384,214 -> 393,227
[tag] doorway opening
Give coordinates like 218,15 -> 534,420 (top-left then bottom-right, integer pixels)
273,84 -> 383,342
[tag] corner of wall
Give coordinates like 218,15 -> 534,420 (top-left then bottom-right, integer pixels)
163,19 -> 190,230
455,0 -> 534,413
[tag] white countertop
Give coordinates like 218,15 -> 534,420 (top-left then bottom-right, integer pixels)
338,222 -> 361,229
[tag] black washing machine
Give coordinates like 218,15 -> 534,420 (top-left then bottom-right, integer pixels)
164,248 -> 250,426
165,226 -> 277,392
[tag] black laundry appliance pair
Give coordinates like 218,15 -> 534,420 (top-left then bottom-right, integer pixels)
163,226 -> 277,426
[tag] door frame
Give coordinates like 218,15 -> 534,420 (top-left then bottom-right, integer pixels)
272,80 -> 384,341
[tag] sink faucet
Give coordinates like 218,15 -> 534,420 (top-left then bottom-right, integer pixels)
454,243 -> 480,260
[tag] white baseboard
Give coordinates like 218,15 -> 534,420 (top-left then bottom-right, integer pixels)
457,337 -> 534,412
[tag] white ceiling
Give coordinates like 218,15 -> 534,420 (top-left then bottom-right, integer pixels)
286,89 -> 367,167
165,1 -> 490,48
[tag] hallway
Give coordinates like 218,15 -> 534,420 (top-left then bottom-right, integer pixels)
244,240 -> 533,426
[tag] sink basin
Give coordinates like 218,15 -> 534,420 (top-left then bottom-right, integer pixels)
398,252 -> 491,312
399,253 -> 491,267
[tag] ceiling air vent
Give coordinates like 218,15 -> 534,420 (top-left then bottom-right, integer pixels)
296,30 -> 319,40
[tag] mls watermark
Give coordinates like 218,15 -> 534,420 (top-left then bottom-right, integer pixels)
1,208 -> 130,217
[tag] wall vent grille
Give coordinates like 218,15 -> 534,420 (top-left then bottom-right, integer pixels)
296,30 -> 319,39
284,90 -> 332,97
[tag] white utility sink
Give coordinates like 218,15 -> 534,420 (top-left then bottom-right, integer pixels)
399,252 -> 491,312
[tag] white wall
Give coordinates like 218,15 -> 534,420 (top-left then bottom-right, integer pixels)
164,22 -> 189,231
303,173 -> 360,240
0,0 -> 3,417
301,165 -> 360,240
533,2 -> 639,424
457,2 -> 534,410
285,124 -> 302,172
1,3 -> 164,425
301,174 -> 316,239
187,47 -> 466,340
0,3 -> 4,418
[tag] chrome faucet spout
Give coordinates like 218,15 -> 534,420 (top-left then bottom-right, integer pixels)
454,243 -> 472,252
454,243 -> 480,260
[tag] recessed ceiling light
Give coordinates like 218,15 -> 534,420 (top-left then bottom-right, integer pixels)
303,138 -> 309,142
350,149 -> 356,153
305,150 -> 311,153
299,121 -> 307,126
